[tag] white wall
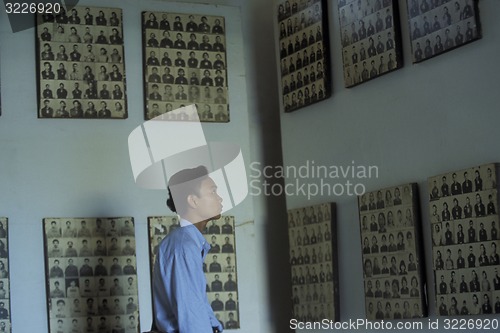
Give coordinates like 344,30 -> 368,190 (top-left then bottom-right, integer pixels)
0,0 -> 284,332
280,0 -> 500,332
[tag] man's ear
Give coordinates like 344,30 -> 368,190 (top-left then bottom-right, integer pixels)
187,194 -> 198,210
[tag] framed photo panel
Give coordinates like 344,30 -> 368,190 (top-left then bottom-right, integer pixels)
358,184 -> 428,320
428,163 -> 500,316
142,12 -> 230,122
406,0 -> 481,63
287,203 -> 339,322
337,0 -> 403,87
148,216 -> 240,329
277,0 -> 332,112
43,217 -> 140,333
36,6 -> 128,119
0,218 -> 11,333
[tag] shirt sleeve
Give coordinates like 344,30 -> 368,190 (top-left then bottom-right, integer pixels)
170,246 -> 217,332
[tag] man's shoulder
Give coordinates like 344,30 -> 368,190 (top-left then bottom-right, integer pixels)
160,226 -> 200,255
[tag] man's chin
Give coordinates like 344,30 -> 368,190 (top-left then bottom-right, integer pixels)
210,213 -> 222,221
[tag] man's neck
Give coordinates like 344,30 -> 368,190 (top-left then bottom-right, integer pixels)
190,220 -> 206,233
181,215 -> 210,233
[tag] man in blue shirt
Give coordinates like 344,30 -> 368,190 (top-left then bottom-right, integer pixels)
153,166 -> 224,333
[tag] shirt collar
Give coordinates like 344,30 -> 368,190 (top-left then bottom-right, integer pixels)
180,218 -> 210,254
179,218 -> 192,227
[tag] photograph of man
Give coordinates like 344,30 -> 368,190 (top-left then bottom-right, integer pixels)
211,274 -> 223,292
224,273 -> 237,291
221,237 -> 234,253
210,293 -> 224,311
50,280 -> 65,298
209,236 -> 220,253
50,259 -> 64,278
225,293 -> 237,311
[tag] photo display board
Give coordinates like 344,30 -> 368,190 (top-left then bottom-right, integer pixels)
148,216 -> 240,329
428,163 -> 500,316
142,11 -> 230,122
0,218 -> 11,333
43,217 -> 139,333
288,203 -> 339,322
358,184 -> 428,320
337,0 -> 403,87
36,6 -> 128,119
277,0 -> 332,112
406,0 -> 481,63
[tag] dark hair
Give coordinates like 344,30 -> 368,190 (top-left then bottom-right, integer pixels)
166,166 -> 209,214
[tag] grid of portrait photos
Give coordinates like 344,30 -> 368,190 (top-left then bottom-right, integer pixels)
358,184 -> 428,320
142,12 -> 229,122
406,0 -> 481,63
36,6 -> 127,119
277,0 -> 331,113
0,218 -> 11,333
148,216 -> 240,329
43,217 -> 140,333
428,163 -> 500,316
288,203 -> 339,322
338,0 -> 403,87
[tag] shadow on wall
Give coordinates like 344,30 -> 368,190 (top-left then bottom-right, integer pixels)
244,0 -> 293,332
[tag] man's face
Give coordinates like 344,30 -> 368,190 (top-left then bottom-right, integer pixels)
192,177 -> 223,222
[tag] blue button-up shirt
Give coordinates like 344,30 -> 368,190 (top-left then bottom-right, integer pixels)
153,219 -> 223,332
